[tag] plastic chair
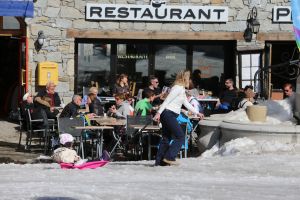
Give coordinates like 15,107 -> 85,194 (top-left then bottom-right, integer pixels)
57,117 -> 86,159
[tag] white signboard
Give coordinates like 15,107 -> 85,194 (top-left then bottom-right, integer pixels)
273,6 -> 292,22
86,3 -> 228,22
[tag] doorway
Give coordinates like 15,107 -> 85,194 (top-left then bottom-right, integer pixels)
0,37 -> 20,116
0,16 -> 26,117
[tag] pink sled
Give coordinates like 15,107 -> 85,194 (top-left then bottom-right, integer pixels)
60,160 -> 109,170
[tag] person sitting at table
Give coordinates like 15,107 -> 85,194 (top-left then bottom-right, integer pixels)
21,92 -> 45,129
143,76 -> 166,107
135,90 -> 155,116
237,85 -> 255,110
35,96 -> 59,119
215,78 -> 238,113
35,80 -> 61,109
125,93 -> 135,111
189,69 -> 202,90
185,89 -> 204,114
112,73 -> 130,96
60,95 -> 83,118
86,87 -> 104,116
107,93 -> 133,119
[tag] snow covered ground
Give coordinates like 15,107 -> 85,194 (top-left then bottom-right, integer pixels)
1,138 -> 300,200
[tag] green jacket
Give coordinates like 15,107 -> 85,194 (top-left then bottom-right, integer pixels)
135,98 -> 152,116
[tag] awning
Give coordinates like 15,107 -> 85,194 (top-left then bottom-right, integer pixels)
0,0 -> 33,18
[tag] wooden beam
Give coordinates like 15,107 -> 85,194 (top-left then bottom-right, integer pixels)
257,32 -> 295,41
67,29 -> 244,40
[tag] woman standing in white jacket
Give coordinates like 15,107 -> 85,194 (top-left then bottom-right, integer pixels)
153,70 -> 204,166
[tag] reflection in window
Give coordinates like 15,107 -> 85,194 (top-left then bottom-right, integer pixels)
77,43 -> 111,95
117,44 -> 149,91
193,45 -> 224,79
192,45 -> 224,95
155,45 -> 186,86
3,17 -> 20,29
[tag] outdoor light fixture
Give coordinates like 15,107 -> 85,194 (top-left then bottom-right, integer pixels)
243,6 -> 261,42
37,31 -> 45,47
35,30 -> 45,52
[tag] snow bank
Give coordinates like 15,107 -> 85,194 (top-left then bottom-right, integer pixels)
202,137 -> 300,158
209,99 -> 295,125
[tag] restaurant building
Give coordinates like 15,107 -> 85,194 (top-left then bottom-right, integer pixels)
0,0 -> 298,115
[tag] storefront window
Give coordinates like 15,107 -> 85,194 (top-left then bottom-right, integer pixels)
155,45 -> 186,86
77,43 -> 111,95
193,45 -> 224,78
116,44 -> 149,91
192,45 -> 225,95
76,41 -> 234,96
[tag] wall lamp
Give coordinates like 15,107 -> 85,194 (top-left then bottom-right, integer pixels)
35,30 -> 45,51
244,6 -> 261,42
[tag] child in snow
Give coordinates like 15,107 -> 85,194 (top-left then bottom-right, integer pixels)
52,133 -> 82,164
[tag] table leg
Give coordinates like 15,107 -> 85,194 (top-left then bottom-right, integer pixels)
96,130 -> 101,159
99,129 -> 103,159
148,134 -> 151,160
96,129 -> 104,159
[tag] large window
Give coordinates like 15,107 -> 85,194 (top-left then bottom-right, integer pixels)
155,45 -> 186,86
117,44 -> 149,88
76,40 -> 234,96
77,43 -> 111,94
193,45 -> 224,79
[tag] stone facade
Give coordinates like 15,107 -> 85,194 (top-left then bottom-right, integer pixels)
25,0 -> 293,101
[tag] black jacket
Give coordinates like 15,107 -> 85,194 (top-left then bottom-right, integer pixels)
60,102 -> 80,118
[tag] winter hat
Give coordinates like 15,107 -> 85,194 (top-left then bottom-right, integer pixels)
22,92 -> 31,101
59,133 -> 74,145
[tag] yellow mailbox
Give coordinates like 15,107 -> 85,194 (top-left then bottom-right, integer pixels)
38,61 -> 58,86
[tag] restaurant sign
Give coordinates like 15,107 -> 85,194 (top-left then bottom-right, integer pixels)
86,2 -> 228,22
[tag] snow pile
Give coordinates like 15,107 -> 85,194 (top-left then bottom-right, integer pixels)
261,99 -> 294,123
209,99 -> 295,125
202,137 -> 299,158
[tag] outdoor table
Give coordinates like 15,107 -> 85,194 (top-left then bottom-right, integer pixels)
132,125 -> 161,160
73,126 -> 114,159
91,116 -> 126,126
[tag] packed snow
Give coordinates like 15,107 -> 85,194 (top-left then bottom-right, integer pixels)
209,99 -> 296,125
1,138 -> 300,200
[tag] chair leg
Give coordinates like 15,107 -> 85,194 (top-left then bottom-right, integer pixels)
80,136 -> 85,159
18,125 -> 22,147
148,134 -> 151,161
44,130 -> 49,155
27,130 -> 33,151
109,131 -> 122,157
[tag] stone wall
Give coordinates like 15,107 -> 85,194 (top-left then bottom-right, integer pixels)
25,0 -> 293,101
